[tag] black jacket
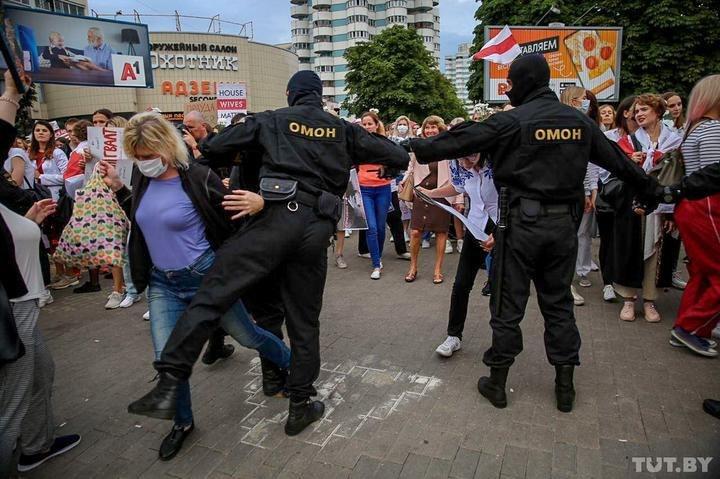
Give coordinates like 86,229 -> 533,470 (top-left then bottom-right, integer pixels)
115,162 -> 234,294
409,88 -> 657,206
198,95 -> 409,197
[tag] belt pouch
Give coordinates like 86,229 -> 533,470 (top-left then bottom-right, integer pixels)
316,191 -> 342,223
259,178 -> 298,202
519,198 -> 540,223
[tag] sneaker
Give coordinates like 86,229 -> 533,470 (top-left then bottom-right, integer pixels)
671,327 -> 719,358
670,336 -> 717,349
17,434 -> 81,472
38,290 -> 53,308
73,281 -> 101,294
444,241 -> 453,254
357,253 -> 371,259
344,230 -> 351,238
578,275 -> 592,288
620,301 -> 636,321
643,302 -> 661,323
335,255 -> 348,269
397,252 -> 411,260
370,268 -> 381,280
104,291 -> 124,309
421,239 -> 431,249
602,285 -> 616,302
571,285 -> 585,306
456,239 -> 464,253
481,281 -> 491,296
404,232 -> 410,243
142,310 -> 150,321
49,275 -> 80,290
118,294 -> 141,308
590,262 -> 600,272
671,271 -> 687,290
435,336 -> 461,357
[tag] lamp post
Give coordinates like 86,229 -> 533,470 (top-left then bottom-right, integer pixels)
572,4 -> 601,25
535,5 -> 561,26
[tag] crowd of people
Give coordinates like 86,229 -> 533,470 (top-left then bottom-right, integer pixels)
1,62 -> 719,475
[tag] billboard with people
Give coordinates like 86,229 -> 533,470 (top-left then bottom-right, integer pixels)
0,6 -> 153,88
483,25 -> 623,103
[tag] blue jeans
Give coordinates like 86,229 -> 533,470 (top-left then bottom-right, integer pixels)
361,184 -> 392,268
148,248 -> 291,426
122,248 -> 138,297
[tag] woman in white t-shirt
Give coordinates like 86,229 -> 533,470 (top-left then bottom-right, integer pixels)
4,146 -> 34,189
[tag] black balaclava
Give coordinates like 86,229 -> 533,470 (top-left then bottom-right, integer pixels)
506,54 -> 551,107
286,70 -> 323,107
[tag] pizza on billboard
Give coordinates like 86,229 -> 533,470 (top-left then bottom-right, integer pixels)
482,26 -> 623,103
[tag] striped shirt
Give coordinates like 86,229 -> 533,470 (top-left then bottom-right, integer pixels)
682,120 -> 720,175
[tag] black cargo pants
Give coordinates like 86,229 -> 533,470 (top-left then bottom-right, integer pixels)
156,200 -> 334,400
483,201 -> 582,368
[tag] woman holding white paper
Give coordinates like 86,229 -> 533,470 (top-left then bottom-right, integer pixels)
417,153 -> 498,358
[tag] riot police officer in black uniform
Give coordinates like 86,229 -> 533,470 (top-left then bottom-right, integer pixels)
405,54 -> 660,412
128,71 -> 410,436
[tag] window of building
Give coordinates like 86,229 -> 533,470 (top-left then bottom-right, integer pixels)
314,20 -> 332,27
347,15 -> 368,24
314,65 -> 335,73
348,30 -> 369,39
387,0 -> 407,7
346,0 -> 367,7
387,15 -> 407,24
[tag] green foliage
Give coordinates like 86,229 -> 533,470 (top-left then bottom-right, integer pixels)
342,26 -> 467,123
467,0 -> 720,102
16,83 -> 37,136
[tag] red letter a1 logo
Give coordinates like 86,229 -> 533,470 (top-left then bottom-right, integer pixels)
112,55 -> 148,87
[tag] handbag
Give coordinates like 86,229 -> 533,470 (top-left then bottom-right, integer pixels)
53,170 -> 129,268
648,149 -> 685,187
23,176 -> 52,202
398,172 -> 414,202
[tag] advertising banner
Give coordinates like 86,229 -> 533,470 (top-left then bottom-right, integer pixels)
216,82 -> 247,126
483,26 -> 622,102
0,6 -> 153,88
86,127 -> 134,187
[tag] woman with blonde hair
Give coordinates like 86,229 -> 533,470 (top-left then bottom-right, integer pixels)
400,115 -> 463,283
599,104 -> 615,131
98,112 -> 290,461
668,74 -> 720,359
389,115 -> 415,241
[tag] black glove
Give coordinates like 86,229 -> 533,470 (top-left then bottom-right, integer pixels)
397,138 -> 412,152
654,184 -> 683,204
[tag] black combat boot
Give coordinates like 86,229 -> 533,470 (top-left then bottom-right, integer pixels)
555,365 -> 576,413
477,367 -> 509,408
284,398 -> 325,436
128,372 -> 182,420
261,357 -> 288,397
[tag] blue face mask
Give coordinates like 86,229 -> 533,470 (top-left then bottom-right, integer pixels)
578,99 -> 591,114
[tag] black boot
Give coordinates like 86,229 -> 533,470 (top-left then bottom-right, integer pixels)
284,398 -> 325,436
260,357 -> 288,397
477,367 -> 509,408
555,365 -> 576,413
702,399 -> 720,419
128,372 -> 182,420
202,332 -> 235,365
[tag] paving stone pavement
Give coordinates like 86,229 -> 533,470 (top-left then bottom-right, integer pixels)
18,236 -> 720,478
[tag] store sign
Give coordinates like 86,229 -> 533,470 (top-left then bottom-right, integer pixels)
184,100 -> 217,128
160,80 -> 218,99
161,112 -> 184,122
216,82 -> 247,126
150,42 -> 238,71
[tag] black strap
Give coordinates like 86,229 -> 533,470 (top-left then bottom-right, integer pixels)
629,133 -> 643,152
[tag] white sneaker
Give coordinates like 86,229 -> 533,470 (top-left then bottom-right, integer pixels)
444,241 -> 453,254
571,285 -> 585,306
672,271 -> 687,290
435,336 -> 461,357
456,239 -> 464,253
590,261 -> 600,272
38,290 -> 54,308
421,239 -> 431,249
397,252 -> 411,260
142,310 -> 150,321
578,275 -> 592,288
105,291 -> 124,309
344,230 -> 351,238
335,255 -> 348,269
370,268 -> 381,280
118,294 -> 141,308
602,285 -> 616,302
357,253 -> 371,259
404,232 -> 410,243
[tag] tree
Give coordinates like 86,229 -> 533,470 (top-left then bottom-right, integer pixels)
16,83 -> 38,137
467,0 -> 720,102
342,26 -> 466,123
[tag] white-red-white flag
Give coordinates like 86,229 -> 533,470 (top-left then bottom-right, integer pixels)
472,25 -> 522,65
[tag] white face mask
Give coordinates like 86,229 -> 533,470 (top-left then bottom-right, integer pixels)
578,99 -> 591,114
396,124 -> 409,135
136,157 -> 168,178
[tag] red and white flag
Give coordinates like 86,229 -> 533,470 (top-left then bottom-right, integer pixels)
472,25 -> 522,65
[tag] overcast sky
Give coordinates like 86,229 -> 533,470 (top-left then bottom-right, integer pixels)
87,0 -> 477,67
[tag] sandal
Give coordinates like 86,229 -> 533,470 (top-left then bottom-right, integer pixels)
433,273 -> 444,284
405,270 -> 418,283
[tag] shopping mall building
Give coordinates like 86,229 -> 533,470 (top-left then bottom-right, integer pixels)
30,31 -> 299,123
